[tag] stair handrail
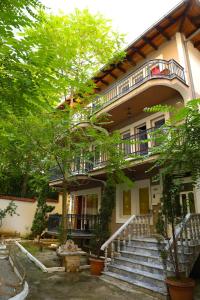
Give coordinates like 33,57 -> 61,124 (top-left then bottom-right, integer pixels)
166,213 -> 200,275
101,214 -> 136,251
167,213 -> 191,250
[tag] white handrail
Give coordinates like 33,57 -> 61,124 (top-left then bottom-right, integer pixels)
101,214 -> 136,251
167,213 -> 191,250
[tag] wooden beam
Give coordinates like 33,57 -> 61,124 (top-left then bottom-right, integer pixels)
179,2 -> 191,32
186,27 -> 200,39
101,79 -> 109,86
126,55 -> 136,66
143,36 -> 158,50
156,25 -> 171,40
187,14 -> 200,28
93,77 -> 109,85
102,69 -> 117,79
117,63 -> 126,73
131,47 -> 146,58
194,40 -> 200,48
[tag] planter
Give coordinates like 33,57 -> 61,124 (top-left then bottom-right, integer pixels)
166,277 -> 195,300
90,258 -> 104,276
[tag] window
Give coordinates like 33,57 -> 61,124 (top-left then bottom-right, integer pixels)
154,118 -> 165,128
135,124 -> 148,155
123,190 -> 131,215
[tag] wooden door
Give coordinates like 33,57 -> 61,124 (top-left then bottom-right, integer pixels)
139,187 -> 149,214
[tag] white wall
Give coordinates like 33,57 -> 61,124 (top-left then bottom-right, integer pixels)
0,197 -> 62,237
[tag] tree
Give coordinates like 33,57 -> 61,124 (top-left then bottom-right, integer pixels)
22,9 -> 125,107
0,0 -> 44,117
0,201 -> 18,228
1,7 -> 126,242
13,105 -> 131,243
146,98 -> 200,181
146,98 -> 200,278
31,185 -> 55,239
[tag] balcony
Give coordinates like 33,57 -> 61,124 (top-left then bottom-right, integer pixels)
92,59 -> 186,112
49,127 -> 158,182
47,213 -> 99,236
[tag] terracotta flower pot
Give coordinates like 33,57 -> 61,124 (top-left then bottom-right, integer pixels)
165,277 -> 195,300
90,258 -> 104,276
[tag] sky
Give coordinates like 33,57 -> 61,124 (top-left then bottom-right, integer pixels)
41,0 -> 181,45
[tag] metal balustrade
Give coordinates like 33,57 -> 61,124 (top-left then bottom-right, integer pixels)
47,213 -> 99,234
93,59 -> 186,112
49,127 -> 159,181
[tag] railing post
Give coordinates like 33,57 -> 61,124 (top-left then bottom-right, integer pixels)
104,247 -> 108,272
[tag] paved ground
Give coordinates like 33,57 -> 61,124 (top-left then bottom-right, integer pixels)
0,259 -> 21,300
3,244 -> 200,300
13,245 -> 154,300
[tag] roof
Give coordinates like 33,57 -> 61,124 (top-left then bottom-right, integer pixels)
94,0 -> 200,89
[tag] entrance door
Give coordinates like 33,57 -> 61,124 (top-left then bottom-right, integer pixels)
180,192 -> 195,215
76,195 -> 85,230
139,187 -> 150,214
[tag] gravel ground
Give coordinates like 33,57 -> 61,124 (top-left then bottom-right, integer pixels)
0,258 -> 21,300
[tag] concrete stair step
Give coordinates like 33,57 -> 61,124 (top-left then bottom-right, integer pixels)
123,244 -> 161,256
120,250 -> 162,265
101,271 -> 168,299
129,237 -> 166,248
114,256 -> 164,275
108,264 -> 165,289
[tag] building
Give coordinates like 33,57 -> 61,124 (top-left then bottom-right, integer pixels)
48,0 -> 200,296
49,0 -> 200,234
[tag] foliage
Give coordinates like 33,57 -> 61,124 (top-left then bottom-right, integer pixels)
90,178 -> 116,258
146,98 -> 200,278
145,98 -> 200,182
31,186 -> 55,238
0,0 -> 44,117
0,201 -> 18,227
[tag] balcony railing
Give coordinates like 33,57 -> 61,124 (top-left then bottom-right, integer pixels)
92,59 -> 185,112
47,213 -> 99,234
49,127 -> 158,181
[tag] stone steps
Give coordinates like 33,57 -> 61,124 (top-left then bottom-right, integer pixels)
120,250 -> 163,265
123,244 -> 161,256
102,271 -> 168,299
129,237 -> 166,248
108,263 -> 165,289
102,237 -> 168,299
114,256 -> 164,275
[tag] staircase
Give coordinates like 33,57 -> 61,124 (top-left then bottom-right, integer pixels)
100,213 -> 200,300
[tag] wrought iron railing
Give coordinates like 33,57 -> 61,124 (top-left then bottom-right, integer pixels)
92,59 -> 185,112
49,126 -> 160,181
47,213 -> 99,233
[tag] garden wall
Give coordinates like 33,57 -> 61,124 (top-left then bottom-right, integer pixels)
0,195 -> 62,236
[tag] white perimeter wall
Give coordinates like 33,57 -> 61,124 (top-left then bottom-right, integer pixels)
0,198 -> 62,236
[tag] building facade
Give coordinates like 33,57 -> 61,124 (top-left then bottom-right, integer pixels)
49,0 -> 200,235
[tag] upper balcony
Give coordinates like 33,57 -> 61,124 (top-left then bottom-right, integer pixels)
49,126 -> 160,184
92,59 -> 186,114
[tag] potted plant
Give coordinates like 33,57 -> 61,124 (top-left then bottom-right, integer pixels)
89,219 -> 106,275
89,178 -> 116,275
157,174 -> 195,300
